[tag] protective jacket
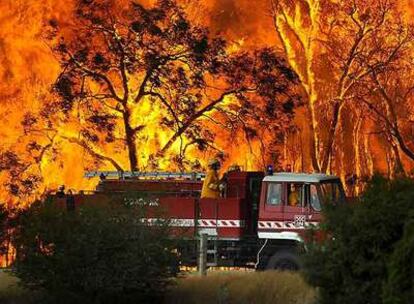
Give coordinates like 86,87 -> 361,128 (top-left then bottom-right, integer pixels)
288,191 -> 299,206
201,169 -> 220,198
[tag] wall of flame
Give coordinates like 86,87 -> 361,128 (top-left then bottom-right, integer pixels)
0,0 -> 413,206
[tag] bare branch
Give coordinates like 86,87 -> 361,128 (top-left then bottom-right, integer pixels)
62,136 -> 124,171
65,51 -> 124,103
158,88 -> 248,155
143,91 -> 181,129
134,69 -> 154,103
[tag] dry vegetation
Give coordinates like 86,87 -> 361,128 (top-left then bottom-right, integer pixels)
165,270 -> 317,304
0,270 -> 42,304
0,269 -> 316,304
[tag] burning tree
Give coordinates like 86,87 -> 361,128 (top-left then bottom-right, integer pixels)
271,0 -> 414,182
0,149 -> 44,200
45,0 -> 299,172
357,47 -> 414,175
0,0 -> 411,204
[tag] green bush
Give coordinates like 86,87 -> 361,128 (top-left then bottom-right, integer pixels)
382,214 -> 414,304
303,176 -> 414,304
11,197 -> 179,304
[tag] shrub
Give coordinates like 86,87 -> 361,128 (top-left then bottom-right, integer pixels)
0,204 -> 18,266
0,204 -> 9,256
382,214 -> 414,304
11,197 -> 179,304
303,176 -> 414,304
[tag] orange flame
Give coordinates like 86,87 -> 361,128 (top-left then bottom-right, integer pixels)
0,0 -> 413,206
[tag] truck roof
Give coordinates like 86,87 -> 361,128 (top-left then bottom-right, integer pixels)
263,172 -> 340,183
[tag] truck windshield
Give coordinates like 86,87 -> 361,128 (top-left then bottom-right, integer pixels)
319,181 -> 345,204
266,183 -> 282,205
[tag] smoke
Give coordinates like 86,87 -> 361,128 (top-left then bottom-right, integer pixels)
405,0 -> 414,18
185,0 -> 277,47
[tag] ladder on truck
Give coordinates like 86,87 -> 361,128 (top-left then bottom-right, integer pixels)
195,197 -> 220,268
206,237 -> 218,267
198,234 -> 219,272
84,171 -> 205,181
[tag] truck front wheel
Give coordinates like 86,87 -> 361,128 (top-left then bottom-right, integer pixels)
265,250 -> 301,271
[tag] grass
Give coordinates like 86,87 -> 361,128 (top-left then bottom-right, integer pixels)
0,269 -> 316,304
165,270 -> 317,304
0,269 -> 35,304
0,269 -> 46,304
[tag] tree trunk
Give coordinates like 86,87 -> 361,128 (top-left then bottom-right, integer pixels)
387,133 -> 405,176
321,101 -> 342,173
353,111 -> 363,195
123,110 -> 139,171
364,128 -> 374,177
393,131 -> 414,162
373,74 -> 414,163
307,101 -> 321,172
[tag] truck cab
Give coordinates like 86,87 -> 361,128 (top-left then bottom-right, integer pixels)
256,172 -> 345,270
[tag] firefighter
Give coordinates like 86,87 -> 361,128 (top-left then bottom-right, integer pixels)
288,184 -> 300,206
56,185 -> 65,198
201,159 -> 222,198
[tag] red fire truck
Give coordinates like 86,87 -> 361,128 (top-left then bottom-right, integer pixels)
54,170 -> 345,270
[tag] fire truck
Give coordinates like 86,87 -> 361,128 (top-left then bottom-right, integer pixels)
54,170 -> 345,270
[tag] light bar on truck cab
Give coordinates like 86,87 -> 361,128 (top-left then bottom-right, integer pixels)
263,172 -> 340,183
84,171 -> 206,180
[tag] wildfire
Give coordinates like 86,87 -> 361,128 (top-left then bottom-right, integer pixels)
0,0 -> 414,207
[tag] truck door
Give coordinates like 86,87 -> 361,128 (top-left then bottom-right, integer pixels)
308,183 -> 322,223
261,182 -> 284,222
283,183 -> 308,229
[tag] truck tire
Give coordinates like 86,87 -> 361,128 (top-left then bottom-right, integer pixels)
265,250 -> 301,271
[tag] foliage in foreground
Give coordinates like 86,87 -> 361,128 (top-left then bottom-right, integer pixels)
382,214 -> 414,304
11,198 -> 179,304
0,204 -> 9,256
166,271 -> 316,304
303,176 -> 414,304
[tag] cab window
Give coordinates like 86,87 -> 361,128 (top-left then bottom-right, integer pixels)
266,183 -> 282,205
320,181 -> 344,204
310,184 -> 321,211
